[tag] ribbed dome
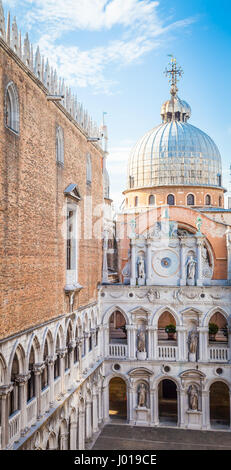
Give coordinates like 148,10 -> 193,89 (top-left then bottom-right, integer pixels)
127,120 -> 222,189
161,95 -> 191,122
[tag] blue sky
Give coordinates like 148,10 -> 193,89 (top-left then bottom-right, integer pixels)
3,0 -> 231,206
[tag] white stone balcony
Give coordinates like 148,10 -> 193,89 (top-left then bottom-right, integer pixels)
26,397 -> 37,428
208,345 -> 229,362
158,344 -> 178,361
8,410 -> 21,446
108,344 -> 128,358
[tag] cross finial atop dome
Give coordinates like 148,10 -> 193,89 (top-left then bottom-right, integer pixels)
164,55 -> 183,96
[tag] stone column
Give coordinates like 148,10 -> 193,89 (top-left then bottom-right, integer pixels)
98,387 -> 103,425
57,349 -> 66,396
153,387 -> 159,426
103,326 -> 109,358
68,341 -> 75,388
78,410 -> 85,450
85,400 -> 92,441
178,388 -> 185,428
15,373 -> 31,435
127,385 -> 134,425
146,238 -> 152,285
150,388 -> 155,425
47,356 -> 55,406
102,385 -> 109,423
0,384 -> 13,449
70,421 -> 77,450
180,238 -> 187,286
33,363 -> 45,420
61,432 -> 69,450
176,327 -> 187,361
147,326 -> 153,359
77,340 -> 82,380
196,236 -> 204,286
92,391 -> 99,434
202,390 -> 210,430
130,238 -> 136,286
153,328 -> 158,360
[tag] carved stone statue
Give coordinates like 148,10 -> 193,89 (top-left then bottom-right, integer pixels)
187,256 -> 197,283
137,329 -> 146,352
189,331 -> 198,354
137,255 -> 145,279
138,383 -> 146,407
147,288 -> 160,302
188,384 -> 199,411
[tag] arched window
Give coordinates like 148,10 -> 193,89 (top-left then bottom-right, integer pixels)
205,194 -> 211,205
5,81 -> 19,133
134,196 -> 138,207
167,194 -> 175,206
56,126 -> 64,165
41,340 -> 49,390
27,347 -> 35,402
149,195 -> 155,205
86,153 -> 92,184
9,353 -> 20,416
219,196 -> 222,207
187,194 -> 195,205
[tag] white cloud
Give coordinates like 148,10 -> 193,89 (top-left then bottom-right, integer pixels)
5,0 -> 196,93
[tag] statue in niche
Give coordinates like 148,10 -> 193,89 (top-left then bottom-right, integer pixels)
186,255 -> 197,283
137,255 -> 145,279
137,329 -> 146,352
189,331 -> 198,355
138,383 -> 147,407
188,384 -> 199,411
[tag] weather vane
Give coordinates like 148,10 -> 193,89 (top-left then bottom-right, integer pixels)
164,55 -> 183,96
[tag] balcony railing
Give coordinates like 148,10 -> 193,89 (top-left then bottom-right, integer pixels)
9,410 -> 21,446
26,397 -> 37,428
41,386 -> 50,415
158,345 -> 177,361
209,345 -> 229,362
108,344 -> 128,358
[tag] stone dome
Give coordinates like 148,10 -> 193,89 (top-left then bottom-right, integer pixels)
127,100 -> 222,190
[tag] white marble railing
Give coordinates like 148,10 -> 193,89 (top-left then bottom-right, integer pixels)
26,397 -> 37,428
41,386 -> 50,415
209,346 -> 229,362
108,344 -> 128,358
9,410 -> 21,446
54,376 -> 61,399
158,345 -> 177,361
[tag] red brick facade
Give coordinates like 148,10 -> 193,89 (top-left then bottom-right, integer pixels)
0,41 -> 103,339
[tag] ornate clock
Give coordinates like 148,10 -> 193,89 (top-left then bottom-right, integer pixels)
152,249 -> 179,277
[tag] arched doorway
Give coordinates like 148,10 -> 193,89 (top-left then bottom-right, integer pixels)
109,377 -> 127,420
109,311 -> 127,344
210,381 -> 230,428
158,379 -> 177,425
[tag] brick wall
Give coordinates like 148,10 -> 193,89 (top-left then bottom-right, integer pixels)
0,44 -> 103,339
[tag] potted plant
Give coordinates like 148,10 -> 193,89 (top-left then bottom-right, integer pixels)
165,324 -> 176,340
209,322 -> 219,341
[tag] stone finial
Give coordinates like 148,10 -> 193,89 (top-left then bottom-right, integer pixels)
11,16 -> 18,53
0,0 -> 5,39
35,45 -> 41,79
30,43 -> 33,71
18,30 -> 22,58
53,69 -> 58,94
44,58 -> 50,89
23,32 -> 30,66
41,55 -> 44,82
6,11 -> 10,45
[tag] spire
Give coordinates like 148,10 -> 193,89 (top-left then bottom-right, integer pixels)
0,0 -> 5,39
6,11 -> 10,45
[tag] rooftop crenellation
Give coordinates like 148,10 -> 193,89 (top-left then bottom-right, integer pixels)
0,1 -> 101,141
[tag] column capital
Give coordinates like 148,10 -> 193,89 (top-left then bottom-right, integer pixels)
15,373 -> 31,385
33,362 -> 46,374
0,383 -> 13,396
56,348 -> 67,358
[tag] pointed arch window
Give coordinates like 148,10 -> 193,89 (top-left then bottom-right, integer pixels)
187,194 -> 195,205
86,153 -> 92,185
5,81 -> 19,133
56,126 -> 64,165
205,194 -> 211,205
149,194 -> 155,205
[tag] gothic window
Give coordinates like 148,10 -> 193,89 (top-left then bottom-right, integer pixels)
219,196 -> 222,207
187,194 -> 195,205
65,324 -> 72,370
56,126 -> 64,165
27,347 -> 35,402
86,153 -> 92,184
54,335 -> 60,379
149,194 -> 155,205
9,353 -> 20,416
5,81 -> 19,133
205,194 -> 211,205
74,327 -> 79,363
167,194 -> 175,206
41,340 -> 49,390
134,196 -> 138,207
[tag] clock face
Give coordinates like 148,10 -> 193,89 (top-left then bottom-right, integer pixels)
152,249 -> 179,277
